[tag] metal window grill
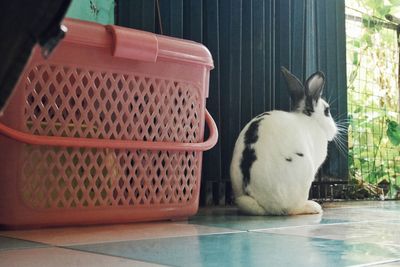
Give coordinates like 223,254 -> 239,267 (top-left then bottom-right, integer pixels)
346,6 -> 400,200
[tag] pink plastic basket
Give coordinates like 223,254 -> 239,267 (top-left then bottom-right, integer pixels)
0,19 -> 217,228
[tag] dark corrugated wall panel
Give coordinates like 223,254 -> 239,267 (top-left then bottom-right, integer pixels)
117,0 -> 155,32
116,0 -> 347,205
316,0 -> 348,182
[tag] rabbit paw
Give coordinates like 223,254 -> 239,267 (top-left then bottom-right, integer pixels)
289,200 -> 322,215
236,195 -> 266,215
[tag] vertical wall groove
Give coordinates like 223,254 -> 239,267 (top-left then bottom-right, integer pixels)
252,0 -> 266,117
265,0 -> 275,111
275,0 -> 291,111
241,0 -> 253,126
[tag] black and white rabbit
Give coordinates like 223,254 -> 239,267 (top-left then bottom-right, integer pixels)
230,67 -> 337,215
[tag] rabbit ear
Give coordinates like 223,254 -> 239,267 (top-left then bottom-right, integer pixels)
305,71 -> 325,102
281,67 -> 305,109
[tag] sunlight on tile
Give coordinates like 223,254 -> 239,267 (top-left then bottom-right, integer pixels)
0,222 -> 242,246
69,232 -> 400,267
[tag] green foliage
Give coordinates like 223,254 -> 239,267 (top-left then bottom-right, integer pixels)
364,0 -> 394,18
387,120 -> 400,145
66,0 -> 115,24
346,0 -> 400,199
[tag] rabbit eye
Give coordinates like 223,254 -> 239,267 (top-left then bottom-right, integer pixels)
324,107 -> 330,117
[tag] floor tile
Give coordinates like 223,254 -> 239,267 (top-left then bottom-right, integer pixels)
190,207 -> 346,231
0,236 -> 46,251
0,201 -> 399,267
256,221 -> 400,244
349,259 -> 400,267
322,208 -> 400,222
69,232 -> 400,267
0,247 -> 165,267
371,260 -> 400,267
322,201 -> 395,209
0,222 -> 241,246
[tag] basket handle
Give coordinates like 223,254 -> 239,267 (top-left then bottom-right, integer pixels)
0,110 -> 218,152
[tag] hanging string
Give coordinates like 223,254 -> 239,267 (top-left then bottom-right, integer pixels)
156,0 -> 163,35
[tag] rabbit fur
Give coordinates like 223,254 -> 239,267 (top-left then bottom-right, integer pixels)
230,67 -> 337,215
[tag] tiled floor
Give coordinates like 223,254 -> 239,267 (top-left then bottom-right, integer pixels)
1,201 -> 400,267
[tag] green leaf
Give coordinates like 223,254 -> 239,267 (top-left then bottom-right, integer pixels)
361,34 -> 373,47
353,40 -> 361,48
377,6 -> 392,17
348,69 -> 359,85
352,51 -> 359,65
395,165 -> 400,173
366,172 -> 377,183
386,120 -> 400,146
362,15 -> 383,31
353,106 -> 363,113
374,165 -> 387,179
366,0 -> 382,10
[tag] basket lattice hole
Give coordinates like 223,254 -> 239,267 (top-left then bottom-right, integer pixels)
42,70 -> 50,83
105,100 -> 111,110
64,189 -> 72,201
76,86 -> 82,96
105,78 -> 112,88
72,177 -> 78,188
81,97 -> 88,109
144,93 -> 150,104
40,94 -> 48,106
111,90 -> 118,101
68,74 -> 76,85
68,98 -> 75,109
54,71 -> 62,83
82,76 -> 89,87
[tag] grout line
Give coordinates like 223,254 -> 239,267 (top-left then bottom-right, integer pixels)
0,236 -> 50,250
1,223 -> 246,247
247,230 -> 349,242
322,204 -> 397,210
248,218 -> 398,232
348,258 -> 400,267
58,246 -> 174,267
0,246 -> 48,253
177,221 -> 253,234
58,230 -> 248,247
323,206 -> 381,210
